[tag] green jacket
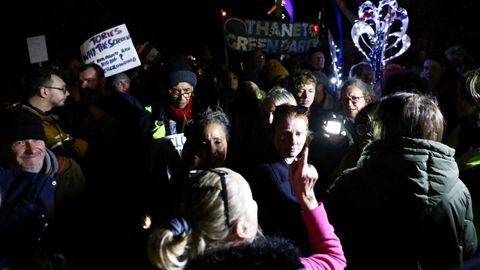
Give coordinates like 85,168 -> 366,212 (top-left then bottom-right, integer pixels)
325,137 -> 478,269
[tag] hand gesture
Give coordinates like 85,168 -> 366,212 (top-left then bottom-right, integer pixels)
288,147 -> 319,210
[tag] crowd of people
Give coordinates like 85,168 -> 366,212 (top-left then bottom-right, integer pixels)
0,42 -> 479,270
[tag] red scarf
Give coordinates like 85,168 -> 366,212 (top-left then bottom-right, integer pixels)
168,98 -> 193,123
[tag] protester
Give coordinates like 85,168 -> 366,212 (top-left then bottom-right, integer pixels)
148,151 -> 346,270
324,92 -> 477,269
0,108 -> 60,269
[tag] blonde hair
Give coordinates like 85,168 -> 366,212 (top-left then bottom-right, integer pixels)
265,86 -> 298,106
147,168 -> 258,270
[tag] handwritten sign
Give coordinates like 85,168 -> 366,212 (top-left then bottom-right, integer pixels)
80,24 -> 140,77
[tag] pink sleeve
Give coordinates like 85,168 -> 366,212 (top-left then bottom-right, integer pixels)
299,203 -> 347,270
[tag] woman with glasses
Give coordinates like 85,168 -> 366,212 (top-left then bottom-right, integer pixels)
149,59 -> 199,138
148,59 -> 201,182
147,155 -> 346,269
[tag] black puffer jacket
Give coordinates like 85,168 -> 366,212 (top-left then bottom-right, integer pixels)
186,236 -> 304,270
324,137 -> 478,270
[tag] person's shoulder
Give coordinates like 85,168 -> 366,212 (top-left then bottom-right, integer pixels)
326,167 -> 361,193
258,158 -> 287,174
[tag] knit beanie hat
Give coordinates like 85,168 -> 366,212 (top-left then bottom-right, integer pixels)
168,60 -> 197,87
1,109 -> 46,147
268,59 -> 289,83
111,72 -> 130,86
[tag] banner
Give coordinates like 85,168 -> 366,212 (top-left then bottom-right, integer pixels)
223,17 -> 320,54
80,24 -> 140,77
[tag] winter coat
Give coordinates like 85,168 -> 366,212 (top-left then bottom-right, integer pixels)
0,168 -> 57,269
249,148 -> 309,253
324,137 -> 477,269
186,204 -> 346,270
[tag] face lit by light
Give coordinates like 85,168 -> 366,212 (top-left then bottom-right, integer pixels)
194,122 -> 228,168
273,115 -> 308,162
47,74 -> 69,107
79,67 -> 100,91
7,139 -> 46,173
341,85 -> 368,119
170,82 -> 194,109
294,83 -> 315,108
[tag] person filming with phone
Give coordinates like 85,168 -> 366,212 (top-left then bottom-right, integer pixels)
309,78 -> 376,198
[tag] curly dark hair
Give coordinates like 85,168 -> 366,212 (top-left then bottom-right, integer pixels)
184,108 -> 231,141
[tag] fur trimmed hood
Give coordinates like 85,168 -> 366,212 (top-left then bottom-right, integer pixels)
186,236 -> 304,270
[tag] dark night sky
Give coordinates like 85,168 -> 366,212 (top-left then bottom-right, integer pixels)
8,0 -> 325,60
5,0 -> 479,77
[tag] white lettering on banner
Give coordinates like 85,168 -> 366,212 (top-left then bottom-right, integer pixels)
225,34 -> 318,54
224,17 -> 320,54
244,19 -> 310,38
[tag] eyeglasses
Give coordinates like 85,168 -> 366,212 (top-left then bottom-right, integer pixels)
170,89 -> 193,99
343,96 -> 364,104
189,169 -> 231,228
44,86 -> 68,94
274,104 -> 309,115
216,170 -> 230,228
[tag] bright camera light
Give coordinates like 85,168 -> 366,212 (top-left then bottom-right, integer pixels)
325,120 -> 342,134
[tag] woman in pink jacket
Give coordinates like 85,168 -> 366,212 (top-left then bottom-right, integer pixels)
147,147 -> 346,270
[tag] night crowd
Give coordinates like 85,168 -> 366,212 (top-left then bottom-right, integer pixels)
0,39 -> 479,270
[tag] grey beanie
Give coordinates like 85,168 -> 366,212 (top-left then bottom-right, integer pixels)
168,60 -> 197,87
112,73 -> 130,86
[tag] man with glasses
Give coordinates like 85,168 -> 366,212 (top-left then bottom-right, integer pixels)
12,67 -> 87,160
4,68 -> 87,267
7,68 -> 87,193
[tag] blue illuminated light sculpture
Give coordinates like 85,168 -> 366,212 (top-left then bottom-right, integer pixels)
328,29 -> 342,90
351,0 -> 410,84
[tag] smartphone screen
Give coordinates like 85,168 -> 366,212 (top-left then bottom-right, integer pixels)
325,120 -> 342,135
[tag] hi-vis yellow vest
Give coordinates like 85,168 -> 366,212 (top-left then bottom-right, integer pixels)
145,105 -> 166,140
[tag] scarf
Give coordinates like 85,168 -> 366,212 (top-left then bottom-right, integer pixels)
168,98 -> 193,123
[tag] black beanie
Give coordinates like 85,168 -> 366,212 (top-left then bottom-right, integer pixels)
168,60 -> 197,87
1,109 -> 47,146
